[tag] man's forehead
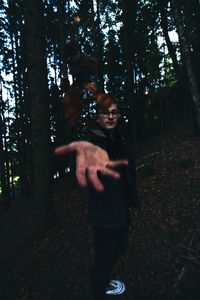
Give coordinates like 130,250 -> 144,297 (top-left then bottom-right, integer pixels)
107,103 -> 117,111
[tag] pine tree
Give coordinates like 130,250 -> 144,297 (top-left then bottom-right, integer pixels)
24,0 -> 58,235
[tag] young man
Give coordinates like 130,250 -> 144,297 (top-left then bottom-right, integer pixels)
55,100 -> 139,299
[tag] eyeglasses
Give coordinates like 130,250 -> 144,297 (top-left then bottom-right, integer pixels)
99,110 -> 119,118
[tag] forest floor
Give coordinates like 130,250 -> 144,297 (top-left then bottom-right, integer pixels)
0,120 -> 200,300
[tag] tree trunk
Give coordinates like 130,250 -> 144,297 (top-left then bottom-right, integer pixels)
24,0 -> 58,236
92,0 -> 104,91
171,0 -> 200,133
0,83 -> 10,210
3,127 -> 11,203
158,0 -> 182,83
56,0 -> 74,179
8,0 -> 31,197
121,0 -> 138,151
21,25 -> 33,197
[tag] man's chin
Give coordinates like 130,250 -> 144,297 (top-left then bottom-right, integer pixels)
105,124 -> 116,129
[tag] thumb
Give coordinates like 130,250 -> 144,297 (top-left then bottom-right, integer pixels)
54,144 -> 76,155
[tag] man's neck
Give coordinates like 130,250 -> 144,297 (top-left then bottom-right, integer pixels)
108,130 -> 114,138
97,124 -> 113,137
103,127 -> 114,138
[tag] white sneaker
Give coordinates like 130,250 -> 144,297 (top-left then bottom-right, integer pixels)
105,280 -> 126,295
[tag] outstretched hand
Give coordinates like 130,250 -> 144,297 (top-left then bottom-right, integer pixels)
55,141 -> 128,192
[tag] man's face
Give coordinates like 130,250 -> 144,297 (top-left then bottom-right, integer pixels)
97,103 -> 119,131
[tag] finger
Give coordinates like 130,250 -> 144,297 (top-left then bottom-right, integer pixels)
107,159 -> 129,168
87,168 -> 104,192
101,168 -> 121,179
76,167 -> 87,187
54,143 -> 76,155
85,83 -> 98,94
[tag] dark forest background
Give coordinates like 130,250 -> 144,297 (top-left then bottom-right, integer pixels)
0,0 -> 200,237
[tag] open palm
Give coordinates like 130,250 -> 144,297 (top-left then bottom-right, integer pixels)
55,141 -> 128,192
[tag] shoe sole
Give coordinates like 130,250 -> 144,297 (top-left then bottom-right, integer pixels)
106,280 -> 126,295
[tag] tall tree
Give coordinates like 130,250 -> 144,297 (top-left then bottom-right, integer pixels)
56,0 -> 75,178
120,0 -> 138,151
171,0 -> 200,134
93,0 -> 105,90
24,0 -> 58,235
7,0 -> 31,196
157,0 -> 182,83
0,80 -> 10,210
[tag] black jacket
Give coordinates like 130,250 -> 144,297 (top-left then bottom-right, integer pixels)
84,124 -> 139,228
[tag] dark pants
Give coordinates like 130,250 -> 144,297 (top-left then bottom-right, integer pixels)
91,227 -> 129,300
